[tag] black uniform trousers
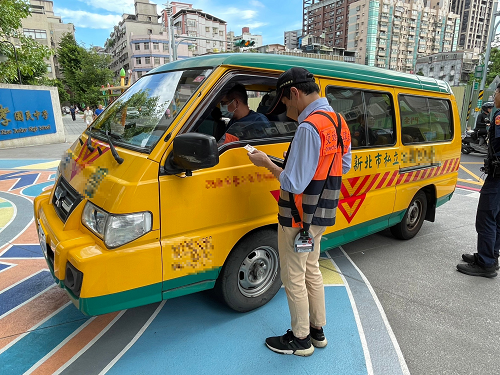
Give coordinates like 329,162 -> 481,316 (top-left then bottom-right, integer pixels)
476,175 -> 500,267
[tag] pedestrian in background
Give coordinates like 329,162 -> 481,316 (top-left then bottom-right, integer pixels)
83,106 -> 93,127
94,104 -> 104,119
458,82 -> 500,278
70,105 -> 76,121
248,67 -> 352,356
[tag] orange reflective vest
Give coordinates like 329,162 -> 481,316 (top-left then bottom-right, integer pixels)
278,111 -> 351,229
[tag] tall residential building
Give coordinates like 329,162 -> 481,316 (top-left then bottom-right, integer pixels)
105,0 -> 190,83
347,0 -> 460,73
169,7 -> 227,55
17,0 -> 75,79
450,0 -> 493,53
233,27 -> 263,48
302,0 -> 354,50
284,29 -> 302,50
227,31 -> 236,52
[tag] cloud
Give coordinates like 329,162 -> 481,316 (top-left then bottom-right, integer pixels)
79,0 -> 134,14
249,0 -> 265,7
242,22 -> 268,29
54,8 -> 122,29
222,8 -> 257,20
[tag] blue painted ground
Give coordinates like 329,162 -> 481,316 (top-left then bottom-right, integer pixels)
107,287 -> 367,375
0,160 -> 58,169
0,304 -> 89,375
1,244 -> 43,258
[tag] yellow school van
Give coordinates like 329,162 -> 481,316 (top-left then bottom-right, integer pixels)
34,54 -> 460,316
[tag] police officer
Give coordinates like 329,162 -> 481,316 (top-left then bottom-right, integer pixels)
458,83 -> 500,278
474,102 -> 494,144
247,67 -> 352,356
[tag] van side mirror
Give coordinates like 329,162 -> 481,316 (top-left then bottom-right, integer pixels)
164,133 -> 219,176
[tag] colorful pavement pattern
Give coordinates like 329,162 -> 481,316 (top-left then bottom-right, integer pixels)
0,159 -> 410,375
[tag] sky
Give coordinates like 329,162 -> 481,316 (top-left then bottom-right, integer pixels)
51,0 -> 304,48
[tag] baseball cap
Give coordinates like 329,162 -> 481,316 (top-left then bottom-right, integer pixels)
266,67 -> 316,115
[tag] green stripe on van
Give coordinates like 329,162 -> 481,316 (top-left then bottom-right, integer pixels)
150,53 -> 451,94
320,209 -> 406,251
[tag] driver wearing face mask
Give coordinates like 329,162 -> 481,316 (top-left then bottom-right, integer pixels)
218,83 -> 270,144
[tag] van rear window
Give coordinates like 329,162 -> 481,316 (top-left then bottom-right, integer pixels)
398,95 -> 453,144
90,68 -> 213,152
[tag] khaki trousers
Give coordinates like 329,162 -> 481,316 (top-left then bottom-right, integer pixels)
278,225 -> 327,338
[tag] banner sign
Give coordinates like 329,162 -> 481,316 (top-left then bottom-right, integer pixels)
0,88 -> 56,141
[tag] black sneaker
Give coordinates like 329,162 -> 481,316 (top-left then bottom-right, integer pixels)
310,326 -> 328,348
457,262 -> 497,278
265,330 -> 314,356
461,253 -> 499,270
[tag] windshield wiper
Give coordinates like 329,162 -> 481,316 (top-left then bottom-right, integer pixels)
106,130 -> 124,164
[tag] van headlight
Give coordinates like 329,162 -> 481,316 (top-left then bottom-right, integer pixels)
82,202 -> 152,248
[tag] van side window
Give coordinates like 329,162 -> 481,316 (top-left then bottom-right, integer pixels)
194,81 -> 298,150
326,86 -> 395,148
399,95 -> 453,144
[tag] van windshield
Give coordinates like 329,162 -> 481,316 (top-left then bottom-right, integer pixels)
90,68 -> 213,152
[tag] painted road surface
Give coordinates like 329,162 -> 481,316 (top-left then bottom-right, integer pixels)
0,159 -> 410,375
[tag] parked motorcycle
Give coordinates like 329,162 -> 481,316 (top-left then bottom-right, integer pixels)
462,129 -> 488,154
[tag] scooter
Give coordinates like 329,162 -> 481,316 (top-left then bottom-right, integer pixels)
462,129 -> 488,154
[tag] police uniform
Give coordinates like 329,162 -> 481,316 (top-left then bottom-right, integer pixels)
458,108 -> 500,277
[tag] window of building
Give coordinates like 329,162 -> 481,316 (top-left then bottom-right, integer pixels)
137,71 -> 143,78
164,57 -> 169,64
163,42 -> 169,51
219,31 -> 224,36
136,57 -> 141,64
187,19 -> 196,27
147,29 -> 153,35
145,57 -> 151,64
144,42 -> 150,50
148,16 -> 152,22
153,42 -> 159,50
154,57 -> 160,65
23,28 -> 47,39
135,43 -> 140,50
206,27 -> 210,32
47,64 -> 52,73
399,95 -> 453,144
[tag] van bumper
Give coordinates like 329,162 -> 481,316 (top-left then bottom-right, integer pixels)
34,192 -> 162,316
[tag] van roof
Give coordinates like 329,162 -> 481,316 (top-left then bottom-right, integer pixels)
149,53 -> 451,94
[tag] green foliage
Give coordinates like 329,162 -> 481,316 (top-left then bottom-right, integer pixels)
486,47 -> 500,86
35,77 -> 70,103
0,0 -> 53,83
415,70 -> 424,76
58,33 -> 113,107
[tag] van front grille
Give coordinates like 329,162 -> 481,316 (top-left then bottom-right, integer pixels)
52,177 -> 82,223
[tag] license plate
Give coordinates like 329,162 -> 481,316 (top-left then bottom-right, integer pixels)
37,220 -> 48,258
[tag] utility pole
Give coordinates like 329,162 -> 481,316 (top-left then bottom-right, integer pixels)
479,1 -> 499,106
163,2 -> 173,62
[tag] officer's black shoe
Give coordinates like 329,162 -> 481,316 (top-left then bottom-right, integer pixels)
461,253 -> 499,270
265,330 -> 314,356
457,262 -> 498,278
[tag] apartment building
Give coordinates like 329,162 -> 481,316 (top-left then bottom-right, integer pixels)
451,0 -> 493,53
18,0 -> 74,79
347,0 -> 460,73
105,0 -> 191,83
284,29 -> 302,50
171,7 -> 227,55
302,0 -> 355,50
415,51 -> 479,85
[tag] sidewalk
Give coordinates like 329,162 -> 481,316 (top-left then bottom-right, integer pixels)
0,114 -> 86,160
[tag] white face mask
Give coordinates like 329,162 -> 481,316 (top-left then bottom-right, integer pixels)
220,99 -> 234,115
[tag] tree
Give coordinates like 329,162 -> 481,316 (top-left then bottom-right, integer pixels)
58,33 -> 114,107
485,47 -> 500,87
0,0 -> 52,83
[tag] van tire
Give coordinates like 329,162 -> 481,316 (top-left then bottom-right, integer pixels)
390,191 -> 427,240
215,229 -> 281,312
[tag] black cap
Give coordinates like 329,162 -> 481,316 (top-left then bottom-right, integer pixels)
266,67 -> 316,115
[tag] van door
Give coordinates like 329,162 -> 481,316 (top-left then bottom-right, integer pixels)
321,81 -> 398,244
158,72 -> 295,303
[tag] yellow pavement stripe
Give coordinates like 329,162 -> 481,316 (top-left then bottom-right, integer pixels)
459,164 -> 484,183
0,207 -> 14,227
460,162 -> 484,165
319,259 -> 344,285
14,161 -> 60,170
457,178 -> 484,186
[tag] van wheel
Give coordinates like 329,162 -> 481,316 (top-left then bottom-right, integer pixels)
390,191 -> 427,240
215,229 -> 281,312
